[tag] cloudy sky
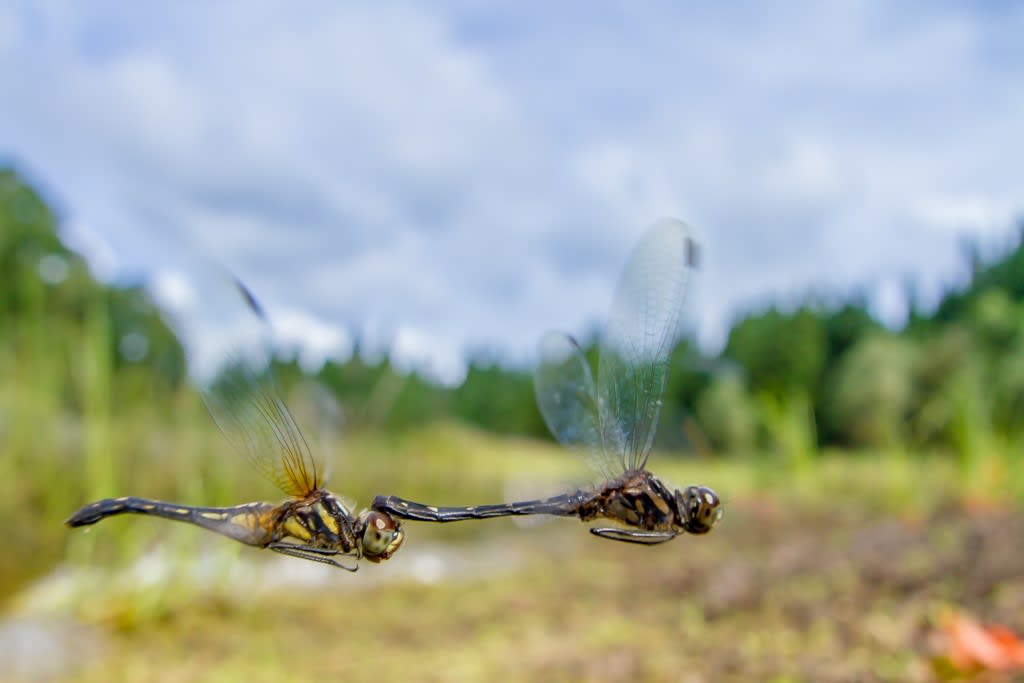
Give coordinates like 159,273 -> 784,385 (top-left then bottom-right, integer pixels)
2,1 -> 1022,384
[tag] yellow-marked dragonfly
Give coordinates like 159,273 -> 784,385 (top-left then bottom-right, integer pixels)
374,219 -> 723,544
66,283 -> 404,571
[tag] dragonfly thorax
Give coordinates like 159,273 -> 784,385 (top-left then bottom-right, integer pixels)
585,470 -> 679,532
275,491 -> 360,550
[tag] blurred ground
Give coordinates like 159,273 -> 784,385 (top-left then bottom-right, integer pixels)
4,485 -> 1023,683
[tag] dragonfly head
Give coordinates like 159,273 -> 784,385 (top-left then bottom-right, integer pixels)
676,485 -> 723,535
360,511 -> 405,562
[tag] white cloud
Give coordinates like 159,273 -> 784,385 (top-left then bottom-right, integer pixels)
149,268 -> 194,313
392,324 -> 466,387
271,307 -> 353,373
910,195 -> 1020,236
765,138 -> 845,203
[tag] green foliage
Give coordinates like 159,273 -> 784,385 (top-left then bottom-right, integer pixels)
723,305 -> 828,400
696,371 -> 757,453
452,360 -> 545,437
756,391 -> 817,471
824,333 -> 915,448
707,221 -> 1024,461
822,299 -> 881,361
933,228 -> 1024,324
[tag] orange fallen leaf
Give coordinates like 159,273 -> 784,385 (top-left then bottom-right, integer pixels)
940,609 -> 1024,673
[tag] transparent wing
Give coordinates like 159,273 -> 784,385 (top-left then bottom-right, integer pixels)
598,218 -> 696,472
155,267 -> 325,498
204,358 -> 322,498
533,331 -> 619,482
147,253 -> 331,499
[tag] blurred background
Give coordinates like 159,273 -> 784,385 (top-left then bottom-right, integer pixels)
2,2 -> 1024,682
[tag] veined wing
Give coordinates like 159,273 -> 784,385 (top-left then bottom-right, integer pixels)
204,360 -> 323,498
598,219 -> 696,472
155,268 -> 323,498
533,331 -> 619,483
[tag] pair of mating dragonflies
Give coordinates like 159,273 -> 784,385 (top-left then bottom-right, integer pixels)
67,219 -> 723,571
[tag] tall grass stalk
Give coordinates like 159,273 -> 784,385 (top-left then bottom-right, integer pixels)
1007,433 -> 1024,503
7,270 -> 62,493
70,292 -> 116,567
948,370 -> 1010,503
755,392 -> 818,489
0,272 -> 77,592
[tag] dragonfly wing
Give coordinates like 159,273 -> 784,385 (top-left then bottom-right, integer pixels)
204,360 -> 322,498
153,267 -> 325,498
534,331 -> 619,482
598,219 -> 696,471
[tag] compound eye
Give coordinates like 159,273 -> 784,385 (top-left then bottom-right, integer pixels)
362,511 -> 404,561
681,485 -> 723,535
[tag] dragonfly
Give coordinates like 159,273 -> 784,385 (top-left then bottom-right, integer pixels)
66,283 -> 405,571
374,218 -> 723,545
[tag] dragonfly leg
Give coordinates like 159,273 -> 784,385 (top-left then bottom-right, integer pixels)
589,527 -> 677,545
268,543 -> 360,571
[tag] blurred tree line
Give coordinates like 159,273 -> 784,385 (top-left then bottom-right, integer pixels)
0,167 -> 186,415
4,165 -> 1024,457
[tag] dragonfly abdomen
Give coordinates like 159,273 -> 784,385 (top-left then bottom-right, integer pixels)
372,492 -> 587,522
65,497 -> 276,547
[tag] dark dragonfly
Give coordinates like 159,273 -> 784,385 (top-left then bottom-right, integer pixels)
374,219 -> 723,545
66,283 -> 405,571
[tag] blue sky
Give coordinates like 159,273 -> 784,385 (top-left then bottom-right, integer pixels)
2,1 -> 1022,384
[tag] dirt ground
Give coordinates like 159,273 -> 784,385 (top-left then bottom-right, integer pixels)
664,498 -> 1024,681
